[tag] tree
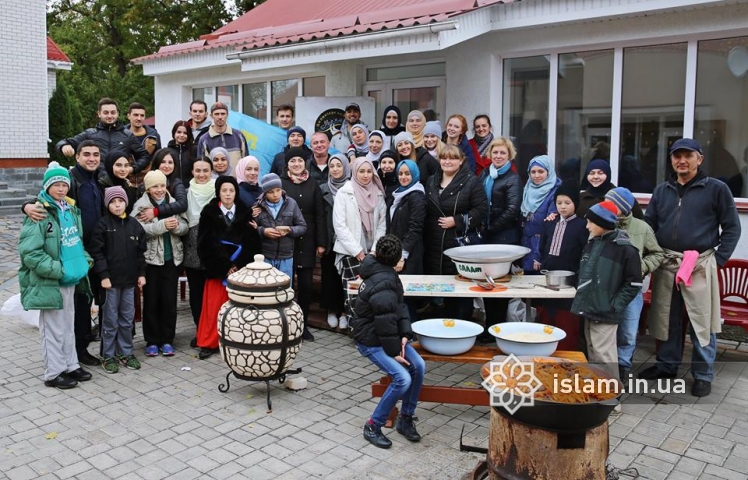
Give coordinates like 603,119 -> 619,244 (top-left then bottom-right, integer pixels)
48,75 -> 83,167
232,0 -> 267,17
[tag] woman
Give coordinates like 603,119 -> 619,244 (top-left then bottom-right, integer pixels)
182,158 -> 216,345
136,148 -> 188,223
167,120 -> 196,186
196,176 -> 259,359
235,155 -> 263,209
405,110 -> 427,149
346,124 -> 370,161
319,154 -> 351,330
469,115 -> 494,176
480,138 -> 522,326
578,159 -> 644,219
100,150 -> 137,214
377,150 -> 399,201
380,105 -> 405,151
520,155 -> 561,273
394,131 -> 439,188
210,147 -> 232,178
333,157 -> 387,319
281,148 -> 328,341
443,114 -> 478,174
367,130 -> 385,166
423,145 -> 488,319
423,121 -> 445,159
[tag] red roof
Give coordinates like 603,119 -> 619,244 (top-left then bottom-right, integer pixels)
135,0 -> 513,62
47,37 -> 71,63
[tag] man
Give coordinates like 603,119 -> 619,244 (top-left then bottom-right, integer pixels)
196,102 -> 248,172
126,102 -> 161,156
330,102 -> 365,154
276,104 -> 295,130
55,98 -> 151,175
187,100 -> 211,144
641,138 -> 740,397
270,126 -> 313,176
308,131 -> 331,184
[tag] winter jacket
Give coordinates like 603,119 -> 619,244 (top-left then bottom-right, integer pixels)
350,255 -> 414,356
68,165 -> 106,245
319,183 -> 336,253
18,196 -> 92,310
577,186 -> 644,220
88,213 -> 147,288
386,188 -> 426,275
538,215 -> 589,272
126,124 -> 161,153
415,147 -> 440,188
132,192 -> 189,266
617,214 -> 664,277
136,176 -> 188,219
166,139 -> 196,186
520,184 -> 559,272
270,145 -> 313,177
197,199 -> 260,279
644,171 -> 741,267
333,181 -> 387,258
571,229 -> 642,324
423,164 -> 488,275
238,182 -> 263,209
281,176 -> 328,269
196,125 -> 248,170
309,156 -> 331,186
479,167 -> 522,245
254,194 -> 307,261
56,121 -> 151,173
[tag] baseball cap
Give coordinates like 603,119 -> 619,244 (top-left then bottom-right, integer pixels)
345,102 -> 360,112
669,138 -> 702,155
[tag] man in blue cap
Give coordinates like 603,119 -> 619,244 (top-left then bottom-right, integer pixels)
641,138 -> 741,397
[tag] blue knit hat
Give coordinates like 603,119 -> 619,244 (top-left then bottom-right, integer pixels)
605,187 -> 635,216
287,126 -> 306,141
586,201 -> 619,230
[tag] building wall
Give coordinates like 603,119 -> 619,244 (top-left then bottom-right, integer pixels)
47,69 -> 57,100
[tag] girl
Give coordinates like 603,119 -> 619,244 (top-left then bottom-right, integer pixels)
136,148 -> 188,222
346,124 -> 370,161
443,114 -> 478,174
235,155 -> 263,209
367,130 -> 385,166
379,105 -> 405,151
469,115 -> 494,176
394,131 -> 439,188
377,150 -> 399,201
520,155 -> 561,273
577,159 -> 644,219
210,147 -> 232,178
405,110 -> 427,148
101,150 -> 137,214
423,121 -> 445,159
167,120 -> 196,186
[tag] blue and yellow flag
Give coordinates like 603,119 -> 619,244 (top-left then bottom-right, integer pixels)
228,110 -> 287,177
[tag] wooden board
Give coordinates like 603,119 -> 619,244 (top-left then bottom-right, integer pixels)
411,343 -> 586,364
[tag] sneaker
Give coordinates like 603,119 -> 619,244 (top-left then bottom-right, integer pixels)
66,368 -> 92,382
363,423 -> 392,449
198,347 -> 218,360
145,345 -> 159,357
302,327 -> 315,341
637,365 -> 676,380
327,313 -> 338,328
395,414 -> 422,442
44,373 -> 77,389
121,355 -> 141,370
77,350 -> 100,366
691,379 -> 711,397
102,357 -> 119,374
338,316 -> 349,329
160,344 -> 175,356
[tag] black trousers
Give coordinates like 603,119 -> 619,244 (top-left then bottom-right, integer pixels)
143,260 -> 179,347
295,266 -> 314,324
484,298 -> 510,327
319,253 -> 345,316
74,270 -> 100,355
444,298 -> 473,322
185,267 -> 206,326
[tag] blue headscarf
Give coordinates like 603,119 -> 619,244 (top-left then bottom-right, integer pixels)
521,155 -> 559,217
395,160 -> 420,192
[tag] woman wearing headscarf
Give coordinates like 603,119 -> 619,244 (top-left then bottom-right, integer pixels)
167,120 -> 196,186
469,115 -> 495,177
346,124 -> 370,161
333,157 -> 387,319
520,155 -> 561,273
209,147 -> 232,178
319,154 -> 351,330
100,150 -> 137,214
235,155 -> 263,209
577,158 -> 644,219
377,150 -> 399,202
405,110 -> 427,149
380,105 -> 406,150
367,130 -> 386,166
394,131 -> 439,188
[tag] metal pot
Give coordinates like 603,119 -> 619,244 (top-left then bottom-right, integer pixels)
540,270 -> 575,289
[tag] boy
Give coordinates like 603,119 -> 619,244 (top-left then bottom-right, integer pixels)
571,201 -> 642,382
251,173 -> 307,278
605,187 -> 664,379
351,235 -> 425,449
89,186 -> 147,373
18,162 -> 93,389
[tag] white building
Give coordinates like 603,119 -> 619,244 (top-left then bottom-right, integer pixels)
135,0 -> 748,255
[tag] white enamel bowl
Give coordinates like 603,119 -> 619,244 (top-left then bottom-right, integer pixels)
412,319 -> 484,355
443,245 -> 531,280
487,322 -> 567,356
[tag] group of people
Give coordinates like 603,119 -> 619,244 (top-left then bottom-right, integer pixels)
18,96 -> 741,449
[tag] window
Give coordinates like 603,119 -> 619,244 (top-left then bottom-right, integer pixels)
216,85 -> 238,111
366,63 -> 445,81
271,79 -> 299,124
242,82 -> 267,120
192,87 -> 215,106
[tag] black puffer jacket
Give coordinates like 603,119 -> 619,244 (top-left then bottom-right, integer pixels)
423,164 -> 488,275
56,121 -> 151,173
89,213 -> 147,288
415,147 -> 440,187
351,255 -> 414,357
166,140 -> 196,186
197,199 -> 260,279
386,188 -> 426,275
479,166 -> 522,244
319,183 -> 336,253
281,176 -> 328,269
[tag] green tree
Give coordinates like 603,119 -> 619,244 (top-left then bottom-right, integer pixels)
232,0 -> 267,17
48,75 -> 83,168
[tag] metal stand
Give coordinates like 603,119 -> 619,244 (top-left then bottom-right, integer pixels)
218,368 -> 302,411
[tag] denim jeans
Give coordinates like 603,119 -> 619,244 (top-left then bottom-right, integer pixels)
655,286 -> 717,381
357,343 -> 425,427
267,257 -> 293,279
617,288 -> 643,370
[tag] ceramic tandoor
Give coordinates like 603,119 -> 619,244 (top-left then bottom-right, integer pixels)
218,254 -> 303,380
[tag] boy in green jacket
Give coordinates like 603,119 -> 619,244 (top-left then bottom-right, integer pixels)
18,162 -> 93,389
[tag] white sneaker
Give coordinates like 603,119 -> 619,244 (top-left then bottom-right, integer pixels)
338,316 -> 349,329
327,314 -> 338,328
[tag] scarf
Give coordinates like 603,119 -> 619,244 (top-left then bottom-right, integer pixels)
327,154 -> 351,196
474,131 -> 495,158
521,155 -> 559,217
582,158 -> 613,196
235,155 -> 260,185
380,105 -> 406,137
288,169 -> 309,185
350,124 -> 370,154
483,161 -> 513,212
406,110 -> 426,148
390,178 -> 425,219
351,157 -> 384,234
367,130 -> 385,163
394,160 -> 420,193
187,178 -> 216,227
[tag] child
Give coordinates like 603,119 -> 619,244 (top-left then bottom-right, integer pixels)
605,187 -> 664,379
251,173 -> 307,278
351,235 -> 425,449
571,201 -> 642,382
536,182 -> 589,350
133,170 -> 189,357
89,186 -> 147,373
18,162 -> 93,389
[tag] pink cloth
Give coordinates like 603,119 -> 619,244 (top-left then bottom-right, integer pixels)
675,250 -> 699,290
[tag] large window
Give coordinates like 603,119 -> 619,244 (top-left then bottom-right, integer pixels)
242,82 -> 267,120
271,79 -> 299,124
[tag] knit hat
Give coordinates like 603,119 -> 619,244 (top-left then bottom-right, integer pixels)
104,186 -> 128,207
43,161 -> 71,192
393,131 -> 415,147
209,147 -> 229,162
285,147 -> 308,164
424,121 -> 442,138
210,102 -> 228,113
586,201 -> 619,230
605,187 -> 635,217
286,126 -> 306,141
554,181 -> 580,209
261,173 -> 283,193
144,170 -> 167,191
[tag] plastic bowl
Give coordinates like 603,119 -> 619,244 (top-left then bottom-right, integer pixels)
412,319 -> 484,355
487,322 -> 567,356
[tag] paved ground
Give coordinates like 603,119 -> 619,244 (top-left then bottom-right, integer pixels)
1,213 -> 748,480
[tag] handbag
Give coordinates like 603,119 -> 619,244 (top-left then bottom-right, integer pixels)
455,213 -> 484,246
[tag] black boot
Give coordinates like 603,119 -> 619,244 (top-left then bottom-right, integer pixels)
44,373 -> 77,389
302,326 -> 315,342
363,423 -> 392,449
395,414 -> 421,442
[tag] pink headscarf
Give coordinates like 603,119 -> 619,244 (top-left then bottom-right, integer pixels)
351,157 -> 384,234
235,156 -> 260,184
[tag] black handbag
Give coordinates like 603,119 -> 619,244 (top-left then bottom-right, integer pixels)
455,213 -> 484,246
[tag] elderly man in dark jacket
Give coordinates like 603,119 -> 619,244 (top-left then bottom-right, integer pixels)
641,138 -> 741,397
